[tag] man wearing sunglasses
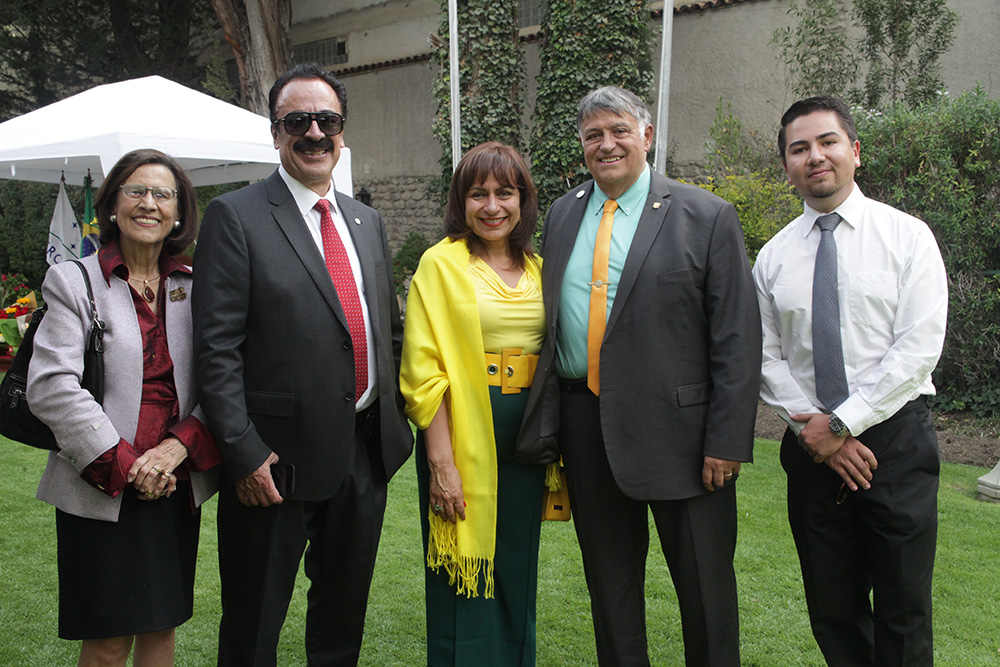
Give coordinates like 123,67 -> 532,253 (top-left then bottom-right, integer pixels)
193,62 -> 413,666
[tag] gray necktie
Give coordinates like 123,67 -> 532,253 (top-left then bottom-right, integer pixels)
813,213 -> 849,411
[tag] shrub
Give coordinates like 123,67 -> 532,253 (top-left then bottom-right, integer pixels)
693,173 -> 799,264
705,99 -> 785,182
856,89 -> 1000,415
393,232 -> 430,295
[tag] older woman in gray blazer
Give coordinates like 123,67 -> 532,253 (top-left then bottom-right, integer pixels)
28,149 -> 220,667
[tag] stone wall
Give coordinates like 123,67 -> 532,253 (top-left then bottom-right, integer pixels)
356,175 -> 443,252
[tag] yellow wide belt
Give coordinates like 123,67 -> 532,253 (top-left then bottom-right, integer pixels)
484,349 -> 539,394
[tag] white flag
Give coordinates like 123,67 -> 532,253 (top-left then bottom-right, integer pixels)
46,181 -> 82,266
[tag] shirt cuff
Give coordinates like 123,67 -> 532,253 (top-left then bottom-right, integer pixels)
79,439 -> 140,497
832,394 -> 875,437
169,416 -> 222,472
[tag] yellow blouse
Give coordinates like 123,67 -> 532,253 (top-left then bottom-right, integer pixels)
468,256 -> 544,355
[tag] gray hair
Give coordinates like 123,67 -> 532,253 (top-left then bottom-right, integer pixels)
577,86 -> 652,135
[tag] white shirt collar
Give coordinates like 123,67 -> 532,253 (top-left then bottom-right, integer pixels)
799,183 -> 865,237
278,165 -> 336,219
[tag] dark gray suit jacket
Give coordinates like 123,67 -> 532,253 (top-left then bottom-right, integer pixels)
193,171 -> 412,500
517,171 -> 762,500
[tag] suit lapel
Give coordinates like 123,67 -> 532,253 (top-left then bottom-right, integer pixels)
543,182 -> 593,327
604,172 -> 672,336
265,173 -> 349,329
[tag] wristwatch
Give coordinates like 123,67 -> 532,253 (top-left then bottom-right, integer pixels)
828,413 -> 850,438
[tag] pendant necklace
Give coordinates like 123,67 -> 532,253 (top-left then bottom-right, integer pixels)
128,274 -> 160,302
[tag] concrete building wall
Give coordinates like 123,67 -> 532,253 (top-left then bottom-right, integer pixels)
341,63 -> 442,247
289,0 -> 1000,247
653,0 -> 793,173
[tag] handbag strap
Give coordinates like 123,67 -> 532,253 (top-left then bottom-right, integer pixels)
69,259 -> 105,351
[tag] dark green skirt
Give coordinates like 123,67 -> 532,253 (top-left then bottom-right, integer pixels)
416,386 -> 546,667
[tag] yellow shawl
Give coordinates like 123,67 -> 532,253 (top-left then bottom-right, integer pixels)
400,237 -> 543,597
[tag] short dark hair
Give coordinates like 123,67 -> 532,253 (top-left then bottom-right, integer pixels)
268,62 -> 348,122
778,95 -> 858,160
577,86 -> 652,135
443,142 -> 539,268
95,148 -> 198,256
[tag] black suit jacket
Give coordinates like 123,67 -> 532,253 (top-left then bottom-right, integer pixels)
193,171 -> 412,500
518,171 -> 762,500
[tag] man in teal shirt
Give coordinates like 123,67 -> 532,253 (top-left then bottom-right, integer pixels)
519,86 -> 761,666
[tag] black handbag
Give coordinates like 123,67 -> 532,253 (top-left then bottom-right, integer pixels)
0,260 -> 105,450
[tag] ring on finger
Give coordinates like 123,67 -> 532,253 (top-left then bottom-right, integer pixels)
433,504 -> 444,512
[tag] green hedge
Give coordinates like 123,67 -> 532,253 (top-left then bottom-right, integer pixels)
694,172 -> 800,264
855,89 -> 1000,415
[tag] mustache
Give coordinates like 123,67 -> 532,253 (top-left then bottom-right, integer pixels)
293,137 -> 335,152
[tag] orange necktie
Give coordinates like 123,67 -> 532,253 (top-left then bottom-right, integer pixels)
587,199 -> 617,395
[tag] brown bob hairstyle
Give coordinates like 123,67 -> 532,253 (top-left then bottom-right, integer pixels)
443,142 -> 539,268
95,148 -> 198,256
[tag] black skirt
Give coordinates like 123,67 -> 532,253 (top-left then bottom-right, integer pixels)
55,482 -> 201,640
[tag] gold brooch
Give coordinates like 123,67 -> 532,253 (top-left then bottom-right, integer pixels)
169,287 -> 187,302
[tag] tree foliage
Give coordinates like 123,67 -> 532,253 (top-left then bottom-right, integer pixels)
0,0 -> 216,121
772,0 -> 860,100
0,181 -> 67,290
853,0 -> 958,108
706,99 -> 785,182
773,0 -> 958,110
529,0 -> 653,214
429,0 -> 525,208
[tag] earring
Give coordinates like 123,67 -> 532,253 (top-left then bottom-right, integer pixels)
173,219 -> 181,230
110,214 -> 116,222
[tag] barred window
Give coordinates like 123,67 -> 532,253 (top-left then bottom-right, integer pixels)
517,0 -> 542,29
293,37 -> 348,66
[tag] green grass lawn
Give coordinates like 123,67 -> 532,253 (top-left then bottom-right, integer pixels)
2,438 -> 999,665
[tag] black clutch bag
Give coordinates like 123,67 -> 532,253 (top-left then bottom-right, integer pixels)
0,260 -> 105,450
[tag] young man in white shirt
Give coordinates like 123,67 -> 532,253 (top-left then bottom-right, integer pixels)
753,96 -> 947,666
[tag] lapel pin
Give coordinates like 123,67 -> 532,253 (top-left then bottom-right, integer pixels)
169,286 -> 187,302
354,217 -> 362,225
652,202 -> 661,209
576,190 -> 585,199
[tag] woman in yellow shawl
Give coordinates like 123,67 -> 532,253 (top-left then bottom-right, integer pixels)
400,142 -> 547,665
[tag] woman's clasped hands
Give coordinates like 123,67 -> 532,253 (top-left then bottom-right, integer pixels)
128,437 -> 188,500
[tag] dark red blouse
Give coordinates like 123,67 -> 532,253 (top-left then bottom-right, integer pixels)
81,243 -> 220,497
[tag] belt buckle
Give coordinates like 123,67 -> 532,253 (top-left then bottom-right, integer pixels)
500,348 -> 522,394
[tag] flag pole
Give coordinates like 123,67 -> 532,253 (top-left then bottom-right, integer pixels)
448,0 -> 462,172
654,1 -> 674,174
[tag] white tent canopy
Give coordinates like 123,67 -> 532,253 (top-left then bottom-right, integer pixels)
0,75 -> 354,192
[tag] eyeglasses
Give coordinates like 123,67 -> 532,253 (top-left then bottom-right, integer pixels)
273,111 -> 345,136
120,183 -> 178,201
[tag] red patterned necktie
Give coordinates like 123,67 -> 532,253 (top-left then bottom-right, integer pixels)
314,198 -> 368,402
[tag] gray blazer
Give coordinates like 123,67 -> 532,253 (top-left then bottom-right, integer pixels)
517,171 -> 762,500
28,255 -> 219,522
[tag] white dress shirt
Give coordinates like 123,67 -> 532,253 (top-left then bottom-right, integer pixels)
279,166 -> 377,409
753,184 -> 948,436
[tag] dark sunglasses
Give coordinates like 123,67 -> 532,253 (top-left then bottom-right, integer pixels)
273,111 -> 345,136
